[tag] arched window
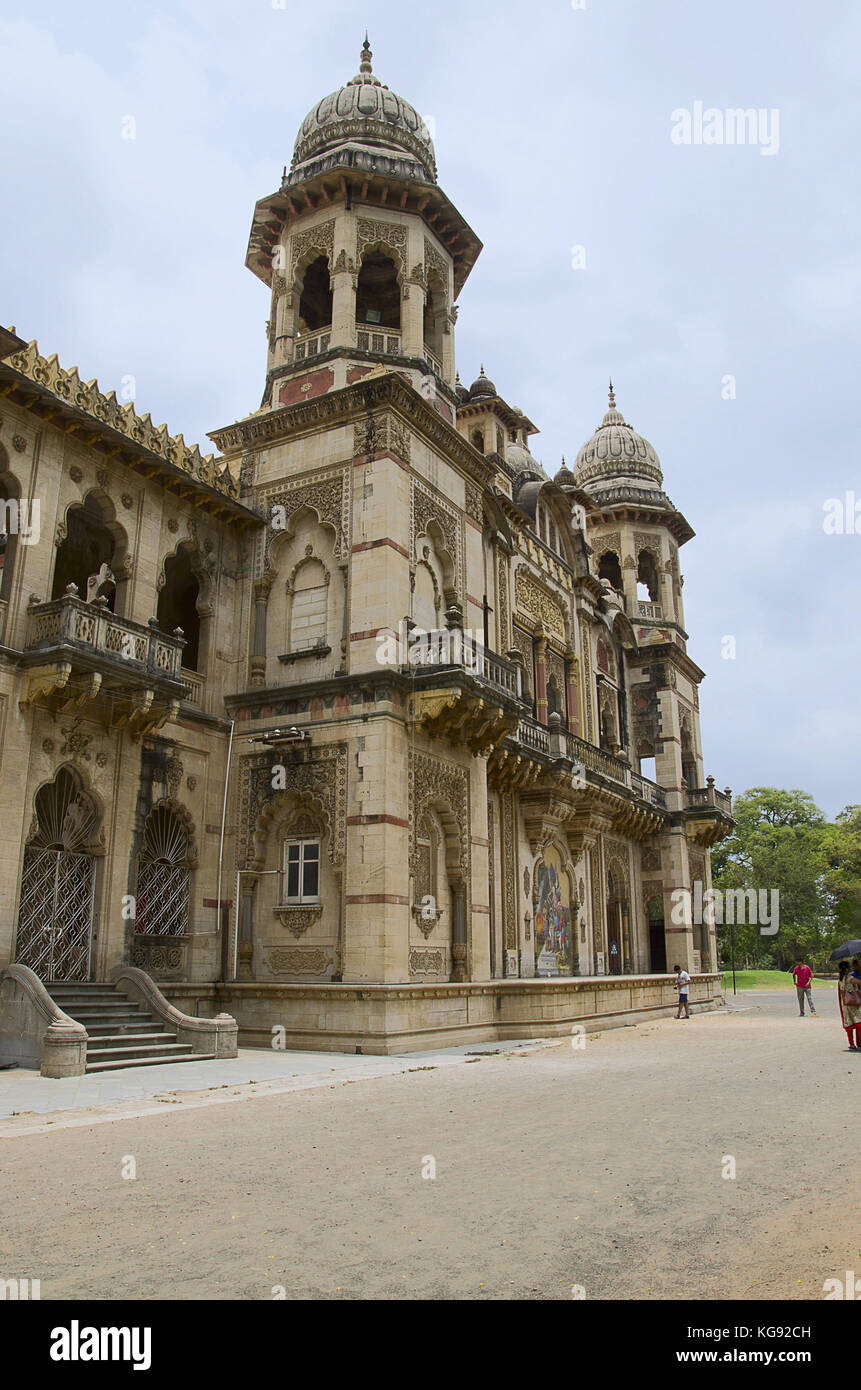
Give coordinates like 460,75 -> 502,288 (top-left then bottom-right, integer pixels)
637,549 -> 660,603
598,551 -> 623,592
413,562 -> 439,633
0,474 -> 20,604
135,804 -> 192,937
546,677 -> 559,720
157,549 -> 201,670
52,495 -> 119,610
424,273 -> 445,361
681,720 -> 697,789
298,255 -> 333,332
471,428 -> 485,454
289,558 -> 328,650
356,251 -> 400,329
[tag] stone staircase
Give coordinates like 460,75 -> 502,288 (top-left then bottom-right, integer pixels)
47,982 -> 218,1073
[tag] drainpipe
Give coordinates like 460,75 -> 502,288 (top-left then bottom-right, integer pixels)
215,718 -> 235,972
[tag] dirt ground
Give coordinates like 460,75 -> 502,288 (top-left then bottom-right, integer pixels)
1,991 -> 856,1301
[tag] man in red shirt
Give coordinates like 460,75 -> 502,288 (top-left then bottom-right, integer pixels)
792,957 -> 817,1016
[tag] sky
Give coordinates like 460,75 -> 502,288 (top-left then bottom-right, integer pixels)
1,0 -> 858,817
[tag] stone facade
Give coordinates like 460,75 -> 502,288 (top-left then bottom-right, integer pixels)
0,44 -> 732,1051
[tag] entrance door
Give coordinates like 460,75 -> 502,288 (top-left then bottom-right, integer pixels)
14,766 -> 101,982
16,846 -> 96,981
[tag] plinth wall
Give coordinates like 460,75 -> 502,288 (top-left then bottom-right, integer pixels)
163,972 -> 724,1055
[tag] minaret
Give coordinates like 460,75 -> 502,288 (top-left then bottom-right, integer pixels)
244,39 -> 482,412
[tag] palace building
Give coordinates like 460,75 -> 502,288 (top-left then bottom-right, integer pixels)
0,42 -> 733,1058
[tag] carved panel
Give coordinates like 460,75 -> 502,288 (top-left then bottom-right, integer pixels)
464,480 -> 482,524
496,554 -> 510,652
634,530 -> 664,564
267,948 -> 330,974
274,905 -> 324,937
358,218 -> 407,275
590,531 -> 622,559
409,948 -> 445,974
514,569 -> 565,638
412,480 -> 462,598
353,414 -> 411,463
501,791 -> 517,951
579,617 -> 594,742
423,237 -> 449,299
261,469 -> 350,564
237,743 -> 348,871
290,219 -> 335,279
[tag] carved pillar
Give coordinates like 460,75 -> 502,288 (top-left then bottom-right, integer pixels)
249,576 -> 272,688
238,880 -> 255,981
450,884 -> 467,983
535,627 -> 548,725
621,901 -> 632,974
331,264 -> 356,349
564,650 -> 579,736
401,275 -> 425,360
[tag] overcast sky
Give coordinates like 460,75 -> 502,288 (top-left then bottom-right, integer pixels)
1,0 -> 858,818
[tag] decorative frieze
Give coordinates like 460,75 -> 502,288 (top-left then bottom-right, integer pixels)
268,947 -> 330,974
515,569 -> 565,639
409,948 -> 445,974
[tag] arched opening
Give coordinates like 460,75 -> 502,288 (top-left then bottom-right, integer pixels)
606,868 -> 627,975
546,677 -> 559,721
534,847 -> 574,976
298,255 -> 333,332
681,720 -> 697,789
289,557 -> 328,651
598,683 -> 620,754
647,894 -> 667,972
423,273 -> 445,362
470,428 -> 485,454
0,471 -> 21,605
135,803 -> 192,937
15,766 -> 101,981
356,251 -> 400,330
157,549 -> 201,671
598,551 -> 623,592
52,495 -> 120,611
637,549 -> 660,603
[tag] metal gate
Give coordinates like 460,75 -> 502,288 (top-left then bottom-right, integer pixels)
15,845 -> 97,981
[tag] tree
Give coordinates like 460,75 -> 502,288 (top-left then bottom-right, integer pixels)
822,805 -> 861,938
711,788 -> 836,970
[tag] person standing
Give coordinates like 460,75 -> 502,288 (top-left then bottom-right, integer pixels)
837,961 -> 856,1050
843,956 -> 861,1050
791,956 -> 817,1016
674,964 -> 691,1019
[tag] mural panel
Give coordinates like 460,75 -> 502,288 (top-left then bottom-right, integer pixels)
534,846 -> 573,977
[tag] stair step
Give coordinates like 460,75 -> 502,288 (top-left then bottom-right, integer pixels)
84,1022 -> 165,1037
85,1053 -> 219,1074
86,1043 -> 193,1063
84,1032 -> 179,1047
60,1008 -> 149,1021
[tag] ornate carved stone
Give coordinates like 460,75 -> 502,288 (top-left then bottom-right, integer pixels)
514,569 -> 565,639
290,219 -> 335,280
464,481 -> 483,524
69,465 -> 83,484
12,435 -> 26,453
275,904 -> 324,937
121,493 -> 134,509
413,480 -> 461,596
357,218 -> 407,276
167,518 -> 179,533
409,947 -> 445,974
238,743 -> 348,870
268,947 -> 330,974
263,469 -> 349,562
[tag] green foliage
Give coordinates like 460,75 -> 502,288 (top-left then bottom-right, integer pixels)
712,787 -> 844,970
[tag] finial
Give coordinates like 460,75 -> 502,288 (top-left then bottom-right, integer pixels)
360,35 -> 373,75
561,455 -> 566,466
480,362 -> 486,374
608,378 -> 615,409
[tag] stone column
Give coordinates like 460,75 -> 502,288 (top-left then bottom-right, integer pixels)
535,628 -> 548,725
450,883 -> 467,982
330,261 -> 357,350
249,575 -> 272,687
401,277 -> 426,359
238,879 -> 255,981
564,650 -> 579,735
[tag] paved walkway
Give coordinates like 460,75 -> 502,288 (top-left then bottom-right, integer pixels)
1,989 -> 852,1300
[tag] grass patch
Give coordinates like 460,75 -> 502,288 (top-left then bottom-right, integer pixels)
721,969 -> 837,992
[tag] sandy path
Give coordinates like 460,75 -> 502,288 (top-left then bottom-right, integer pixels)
0,992 -> 855,1300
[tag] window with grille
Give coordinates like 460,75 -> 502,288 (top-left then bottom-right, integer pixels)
135,804 -> 191,936
283,840 -> 320,903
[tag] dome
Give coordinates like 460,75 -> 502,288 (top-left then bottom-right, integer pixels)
506,442 -> 545,480
573,383 -> 663,492
469,365 -> 497,399
554,457 -> 577,488
454,373 -> 469,403
292,40 -> 437,180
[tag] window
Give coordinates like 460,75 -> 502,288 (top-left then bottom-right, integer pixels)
283,839 -> 320,903
289,559 -> 328,649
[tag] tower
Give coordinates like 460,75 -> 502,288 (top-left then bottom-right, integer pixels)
245,38 -> 482,413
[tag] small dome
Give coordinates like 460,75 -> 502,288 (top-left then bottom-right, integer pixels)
573,382 -> 663,492
292,40 -> 436,179
506,442 -> 545,480
554,457 -> 577,489
454,373 -> 469,402
469,365 -> 497,399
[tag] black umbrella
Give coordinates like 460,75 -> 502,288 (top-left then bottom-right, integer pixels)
829,941 -> 861,962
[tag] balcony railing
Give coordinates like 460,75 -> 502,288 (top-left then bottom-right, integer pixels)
511,717 -> 668,810
408,631 -> 521,700
423,343 -> 442,374
686,782 -> 732,814
180,669 -> 206,708
637,600 -> 663,620
24,595 -> 185,680
356,326 -> 401,356
294,327 -> 331,361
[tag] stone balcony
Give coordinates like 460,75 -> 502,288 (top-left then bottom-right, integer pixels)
21,593 -> 187,734
488,714 -> 669,847
407,631 -> 524,753
682,778 -> 735,845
